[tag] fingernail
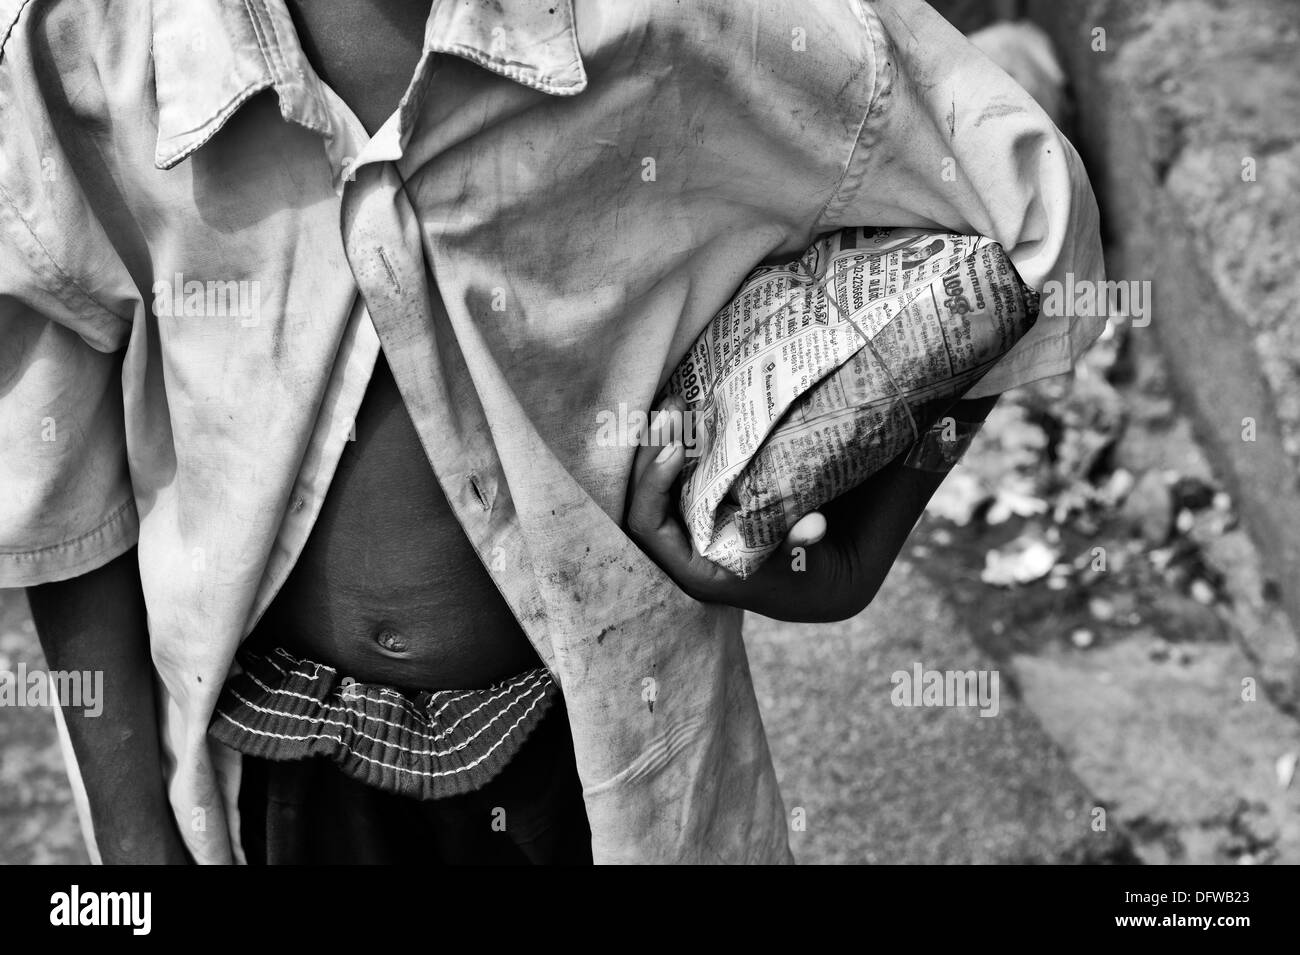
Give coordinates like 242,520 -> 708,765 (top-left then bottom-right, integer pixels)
655,442 -> 680,464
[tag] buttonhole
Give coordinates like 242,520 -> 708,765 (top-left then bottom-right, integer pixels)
468,472 -> 491,512
377,246 -> 402,293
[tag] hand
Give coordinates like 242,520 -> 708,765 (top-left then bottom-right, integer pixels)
626,396 -> 936,622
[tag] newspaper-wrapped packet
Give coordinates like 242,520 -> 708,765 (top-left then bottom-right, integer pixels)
663,226 -> 1040,578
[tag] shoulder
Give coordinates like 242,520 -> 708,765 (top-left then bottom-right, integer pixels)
1,0 -> 152,121
574,0 -> 888,156
575,0 -> 885,97
0,0 -> 137,65
0,0 -> 141,339
0,0 -> 150,134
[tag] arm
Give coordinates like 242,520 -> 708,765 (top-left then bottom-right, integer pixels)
627,393 -> 998,622
26,548 -> 190,864
0,2 -> 188,864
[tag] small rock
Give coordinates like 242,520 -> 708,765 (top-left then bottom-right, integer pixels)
981,532 -> 1061,587
1099,468 -> 1136,507
985,486 -> 1049,525
1148,546 -> 1176,571
1089,597 -> 1116,622
1070,628 -> 1095,649
1277,753 -> 1297,789
1190,579 -> 1216,605
1176,508 -> 1195,534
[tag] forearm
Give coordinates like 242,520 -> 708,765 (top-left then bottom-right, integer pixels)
827,393 -> 1001,611
26,547 -> 188,863
628,391 -> 1001,623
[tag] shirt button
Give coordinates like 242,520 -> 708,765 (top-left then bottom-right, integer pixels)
375,628 -> 408,653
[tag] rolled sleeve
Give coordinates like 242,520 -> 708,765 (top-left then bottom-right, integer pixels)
818,0 -> 1107,396
0,260 -> 138,588
1,8 -> 140,586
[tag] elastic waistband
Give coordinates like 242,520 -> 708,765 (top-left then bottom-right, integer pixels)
209,646 -> 558,801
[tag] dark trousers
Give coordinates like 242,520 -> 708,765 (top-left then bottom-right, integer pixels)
237,703 -> 593,865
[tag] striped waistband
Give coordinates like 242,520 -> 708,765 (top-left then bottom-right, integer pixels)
209,646 -> 559,801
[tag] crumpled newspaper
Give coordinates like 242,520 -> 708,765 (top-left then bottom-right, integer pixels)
664,226 -> 1040,578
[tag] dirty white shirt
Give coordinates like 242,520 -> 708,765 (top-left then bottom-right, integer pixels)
0,0 -> 1103,862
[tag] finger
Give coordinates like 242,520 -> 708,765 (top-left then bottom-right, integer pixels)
631,397 -> 685,488
630,440 -> 721,584
627,439 -> 689,556
783,511 -> 827,551
627,431 -> 737,597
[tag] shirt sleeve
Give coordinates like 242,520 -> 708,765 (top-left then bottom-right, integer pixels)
0,22 -> 138,587
817,0 -> 1107,397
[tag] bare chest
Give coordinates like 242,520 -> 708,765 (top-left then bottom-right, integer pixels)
286,0 -> 431,135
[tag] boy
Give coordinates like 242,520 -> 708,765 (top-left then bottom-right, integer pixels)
1,0 -> 1103,863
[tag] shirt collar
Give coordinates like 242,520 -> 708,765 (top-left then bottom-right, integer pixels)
151,0 -> 587,170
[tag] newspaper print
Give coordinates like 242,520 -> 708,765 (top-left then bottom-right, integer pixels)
664,226 -> 1040,578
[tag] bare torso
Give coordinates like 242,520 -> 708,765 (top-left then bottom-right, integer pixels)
249,0 -> 539,689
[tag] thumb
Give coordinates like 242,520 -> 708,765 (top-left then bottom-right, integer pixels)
783,511 -> 827,552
